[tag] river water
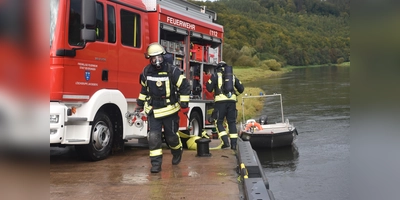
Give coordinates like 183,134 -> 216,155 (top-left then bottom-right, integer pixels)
245,66 -> 350,200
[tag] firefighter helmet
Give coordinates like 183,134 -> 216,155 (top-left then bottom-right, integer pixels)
145,43 -> 166,58
145,43 -> 166,68
216,61 -> 226,72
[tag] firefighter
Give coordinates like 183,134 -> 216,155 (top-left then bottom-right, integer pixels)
206,61 -> 244,150
136,43 -> 190,173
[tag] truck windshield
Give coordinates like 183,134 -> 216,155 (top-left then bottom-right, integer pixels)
50,0 -> 59,48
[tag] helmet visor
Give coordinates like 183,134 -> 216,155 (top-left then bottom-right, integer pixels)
150,55 -> 164,66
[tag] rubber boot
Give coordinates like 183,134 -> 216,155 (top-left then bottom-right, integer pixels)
171,148 -> 183,165
150,155 -> 162,173
221,135 -> 230,149
230,138 -> 237,150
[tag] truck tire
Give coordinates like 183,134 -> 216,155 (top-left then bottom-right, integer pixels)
186,111 -> 203,137
75,112 -> 113,161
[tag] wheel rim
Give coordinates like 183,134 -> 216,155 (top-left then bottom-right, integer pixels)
190,118 -> 200,136
91,121 -> 111,151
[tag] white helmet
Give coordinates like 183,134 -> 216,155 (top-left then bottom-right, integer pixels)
145,43 -> 166,68
216,61 -> 226,71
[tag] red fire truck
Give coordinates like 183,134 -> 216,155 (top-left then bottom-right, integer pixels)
50,0 -> 223,160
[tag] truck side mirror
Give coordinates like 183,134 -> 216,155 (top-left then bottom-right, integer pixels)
81,0 -> 96,43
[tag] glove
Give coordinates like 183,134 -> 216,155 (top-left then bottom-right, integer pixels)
134,105 -> 143,113
180,102 -> 188,108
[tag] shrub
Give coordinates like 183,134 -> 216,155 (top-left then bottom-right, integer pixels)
337,57 -> 344,64
234,55 -> 257,67
264,59 -> 282,71
259,62 -> 269,70
236,87 -> 265,123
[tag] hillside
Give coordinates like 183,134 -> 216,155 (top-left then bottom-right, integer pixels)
190,0 -> 350,67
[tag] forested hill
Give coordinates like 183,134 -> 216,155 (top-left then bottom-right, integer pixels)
190,0 -> 350,68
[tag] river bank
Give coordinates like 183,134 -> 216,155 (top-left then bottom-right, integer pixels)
233,62 -> 350,121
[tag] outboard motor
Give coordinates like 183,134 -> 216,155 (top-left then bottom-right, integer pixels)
259,115 -> 268,125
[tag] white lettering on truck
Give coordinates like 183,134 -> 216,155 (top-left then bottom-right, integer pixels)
78,62 -> 98,71
209,30 -> 218,37
166,16 -> 195,30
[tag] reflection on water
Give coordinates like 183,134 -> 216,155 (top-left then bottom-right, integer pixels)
256,145 -> 299,171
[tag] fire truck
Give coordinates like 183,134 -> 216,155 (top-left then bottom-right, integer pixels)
50,0 -> 224,160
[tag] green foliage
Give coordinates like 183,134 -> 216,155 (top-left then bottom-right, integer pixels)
264,59 -> 282,71
234,55 -> 257,67
240,46 -> 257,56
222,43 -> 240,64
337,57 -> 344,64
236,87 -> 265,122
190,0 -> 350,66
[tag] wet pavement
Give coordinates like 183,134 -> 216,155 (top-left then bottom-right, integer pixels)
50,139 -> 240,200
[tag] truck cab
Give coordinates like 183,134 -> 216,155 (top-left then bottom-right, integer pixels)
50,0 -> 223,161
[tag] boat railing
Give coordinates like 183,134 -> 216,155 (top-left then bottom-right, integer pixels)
241,93 -> 284,125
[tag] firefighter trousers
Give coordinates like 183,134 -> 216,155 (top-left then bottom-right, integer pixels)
147,112 -> 182,166
214,101 -> 238,147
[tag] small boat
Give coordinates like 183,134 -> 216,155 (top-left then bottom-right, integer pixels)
239,93 -> 298,149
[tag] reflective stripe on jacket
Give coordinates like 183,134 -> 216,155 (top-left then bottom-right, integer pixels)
206,71 -> 244,102
138,63 -> 190,118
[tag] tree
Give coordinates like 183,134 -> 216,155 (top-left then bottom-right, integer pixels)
190,0 -> 350,66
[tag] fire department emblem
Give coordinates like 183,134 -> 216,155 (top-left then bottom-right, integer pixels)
85,71 -> 90,81
156,80 -> 162,87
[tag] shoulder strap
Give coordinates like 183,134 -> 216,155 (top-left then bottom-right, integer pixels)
167,64 -> 180,102
141,65 -> 150,86
168,63 -> 178,86
215,72 -> 223,95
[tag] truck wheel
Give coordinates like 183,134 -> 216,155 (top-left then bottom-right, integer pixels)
187,111 -> 203,137
76,112 -> 113,161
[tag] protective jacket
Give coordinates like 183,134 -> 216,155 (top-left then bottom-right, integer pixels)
206,71 -> 244,102
137,63 -> 190,118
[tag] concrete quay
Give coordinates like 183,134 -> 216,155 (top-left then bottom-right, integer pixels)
51,139 -> 242,200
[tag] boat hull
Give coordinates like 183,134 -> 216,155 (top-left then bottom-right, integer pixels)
240,128 -> 297,149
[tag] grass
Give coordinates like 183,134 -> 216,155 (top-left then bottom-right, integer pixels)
285,62 -> 351,69
233,67 -> 289,82
337,62 -> 350,67
235,87 -> 265,123
233,67 -> 285,122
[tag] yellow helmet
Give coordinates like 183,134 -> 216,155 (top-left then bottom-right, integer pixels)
145,42 -> 166,58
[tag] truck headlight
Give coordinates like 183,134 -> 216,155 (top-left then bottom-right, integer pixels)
50,114 -> 59,123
